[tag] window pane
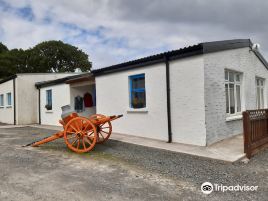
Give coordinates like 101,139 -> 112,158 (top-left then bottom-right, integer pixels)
132,77 -> 145,89
229,84 -> 235,114
46,90 -> 52,110
0,95 -> 3,106
131,91 -> 146,108
236,85 -> 241,112
260,88 -> 264,108
225,71 -> 228,81
225,84 -> 229,113
236,74 -> 240,82
7,93 -> 11,105
229,72 -> 234,82
257,87 -> 260,109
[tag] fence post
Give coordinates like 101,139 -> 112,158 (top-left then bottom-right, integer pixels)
243,111 -> 251,158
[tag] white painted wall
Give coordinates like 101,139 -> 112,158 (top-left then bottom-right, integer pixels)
204,47 -> 268,144
16,73 -> 76,124
0,79 -> 14,124
40,84 -> 71,126
170,55 -> 206,146
96,63 -> 169,141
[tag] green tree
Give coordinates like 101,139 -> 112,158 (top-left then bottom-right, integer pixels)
27,40 -> 91,73
0,42 -> 8,54
0,49 -> 29,78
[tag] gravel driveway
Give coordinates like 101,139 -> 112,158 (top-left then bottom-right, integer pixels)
0,126 -> 267,201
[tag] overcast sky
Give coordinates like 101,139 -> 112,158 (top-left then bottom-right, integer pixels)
0,0 -> 268,69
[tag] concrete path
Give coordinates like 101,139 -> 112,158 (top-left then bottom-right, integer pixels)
19,124 -> 245,162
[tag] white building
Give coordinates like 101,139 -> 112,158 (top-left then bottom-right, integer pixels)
93,39 -> 268,146
36,73 -> 96,126
0,73 -> 77,125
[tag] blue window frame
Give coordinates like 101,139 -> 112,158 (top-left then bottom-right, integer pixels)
0,94 -> 4,107
129,74 -> 146,109
7,92 -> 12,106
46,89 -> 52,110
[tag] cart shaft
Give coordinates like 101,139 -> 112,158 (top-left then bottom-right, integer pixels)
31,131 -> 64,147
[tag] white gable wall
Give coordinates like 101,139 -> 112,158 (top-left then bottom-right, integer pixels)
170,55 -> 206,146
96,63 -> 169,141
0,79 -> 14,124
40,84 -> 71,126
204,47 -> 268,145
16,73 -> 76,124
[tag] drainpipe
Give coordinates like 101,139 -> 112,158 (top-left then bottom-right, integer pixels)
13,78 -> 16,125
165,55 -> 172,143
38,88 -> 41,124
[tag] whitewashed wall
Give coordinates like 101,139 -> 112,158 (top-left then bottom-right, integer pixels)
0,79 -> 14,124
16,73 -> 76,125
170,55 -> 207,146
40,84 -> 71,126
96,63 -> 169,141
204,47 -> 268,145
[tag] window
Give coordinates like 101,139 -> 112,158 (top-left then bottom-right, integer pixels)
225,70 -> 242,115
0,94 -> 4,107
256,78 -> 265,109
45,89 -> 52,110
6,92 -> 12,106
129,74 -> 146,109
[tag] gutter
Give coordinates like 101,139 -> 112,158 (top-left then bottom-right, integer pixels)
165,55 -> 172,143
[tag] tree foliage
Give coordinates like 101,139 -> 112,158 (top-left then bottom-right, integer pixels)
0,40 -> 91,79
0,42 -> 8,54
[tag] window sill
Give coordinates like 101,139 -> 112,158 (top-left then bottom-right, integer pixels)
6,106 -> 12,108
46,110 -> 53,113
127,108 -> 148,113
0,106 -> 4,109
226,115 -> 242,122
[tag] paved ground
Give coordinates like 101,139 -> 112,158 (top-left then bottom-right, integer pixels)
0,126 -> 267,201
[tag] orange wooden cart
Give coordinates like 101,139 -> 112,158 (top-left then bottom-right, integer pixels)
25,113 -> 123,153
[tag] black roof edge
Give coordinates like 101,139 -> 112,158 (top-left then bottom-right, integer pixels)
202,39 -> 251,53
254,50 -> 268,69
0,75 -> 17,84
92,39 -> 268,76
35,73 -> 90,89
92,44 -> 203,76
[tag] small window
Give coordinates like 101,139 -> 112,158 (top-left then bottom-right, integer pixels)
225,70 -> 242,115
256,77 -> 265,109
6,92 -> 12,106
45,89 -> 52,110
0,94 -> 4,107
129,74 -> 146,109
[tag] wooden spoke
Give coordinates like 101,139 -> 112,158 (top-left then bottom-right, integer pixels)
67,135 -> 77,140
82,139 -> 86,150
72,138 -> 78,146
89,114 -> 112,144
70,125 -> 78,133
76,139 -> 80,149
99,132 -> 105,140
100,126 -> 110,129
100,130 -> 110,135
64,117 -> 97,153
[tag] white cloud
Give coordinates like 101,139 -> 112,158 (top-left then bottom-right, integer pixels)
0,0 -> 268,69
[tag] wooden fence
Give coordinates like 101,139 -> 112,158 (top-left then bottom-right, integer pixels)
243,109 -> 268,158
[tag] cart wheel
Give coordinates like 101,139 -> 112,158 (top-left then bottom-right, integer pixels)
64,117 -> 97,153
89,114 -> 112,144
